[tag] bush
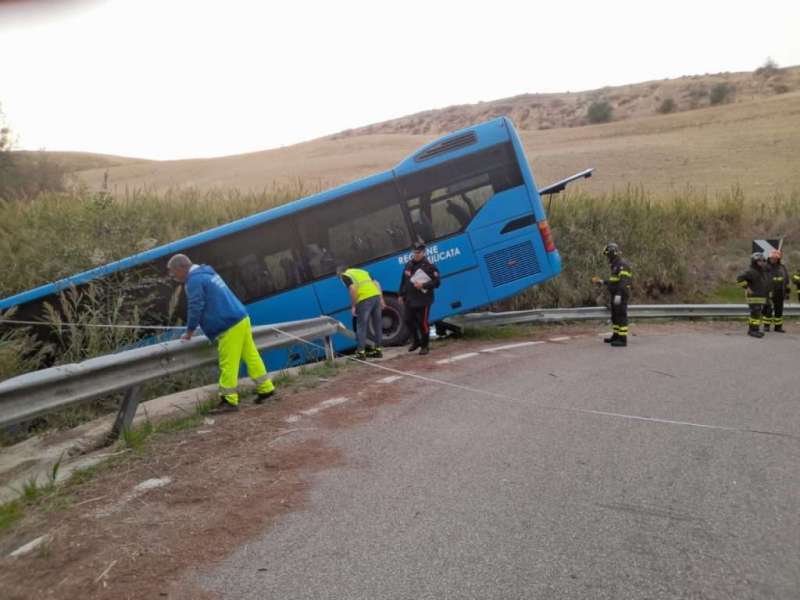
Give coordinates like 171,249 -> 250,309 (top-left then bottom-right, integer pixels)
755,57 -> 780,78
657,98 -> 676,114
587,101 -> 613,124
771,83 -> 790,95
710,83 -> 734,105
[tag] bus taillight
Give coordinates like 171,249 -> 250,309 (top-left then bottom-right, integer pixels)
538,220 -> 556,252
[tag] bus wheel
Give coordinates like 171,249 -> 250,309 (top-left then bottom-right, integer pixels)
380,296 -> 409,346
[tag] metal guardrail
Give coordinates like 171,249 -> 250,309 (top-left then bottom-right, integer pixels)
0,317 -> 352,438
450,304 -> 800,327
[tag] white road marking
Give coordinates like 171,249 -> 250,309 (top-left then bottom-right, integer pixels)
548,336 -> 571,342
96,477 -> 172,518
10,535 -> 52,558
377,375 -> 403,384
285,397 -> 350,423
480,341 -> 545,353
436,352 -> 480,365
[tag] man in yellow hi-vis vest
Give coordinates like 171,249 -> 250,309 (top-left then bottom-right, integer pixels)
337,265 -> 386,359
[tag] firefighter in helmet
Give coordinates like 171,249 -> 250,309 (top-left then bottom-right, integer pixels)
763,249 -> 789,332
591,242 -> 632,347
736,252 -> 769,338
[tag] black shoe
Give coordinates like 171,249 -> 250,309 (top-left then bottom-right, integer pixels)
365,347 -> 383,358
604,334 -> 618,344
610,338 -> 627,347
210,398 -> 239,413
419,346 -> 430,355
254,390 -> 276,405
747,330 -> 764,338
774,326 -> 785,333
354,350 -> 367,360
408,344 -> 420,352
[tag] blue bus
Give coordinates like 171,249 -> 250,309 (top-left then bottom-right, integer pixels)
1,117 -> 588,367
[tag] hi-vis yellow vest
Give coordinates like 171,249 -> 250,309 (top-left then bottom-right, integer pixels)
343,268 -> 381,303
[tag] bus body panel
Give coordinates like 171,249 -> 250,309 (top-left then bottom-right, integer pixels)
392,118 -> 510,178
466,191 -> 539,250
475,226 -> 553,303
426,268 -> 490,322
313,235 -> 478,315
240,284 -> 325,369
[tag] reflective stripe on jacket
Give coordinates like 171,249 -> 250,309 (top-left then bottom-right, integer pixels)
604,257 -> 632,297
343,268 -> 381,303
736,265 -> 769,303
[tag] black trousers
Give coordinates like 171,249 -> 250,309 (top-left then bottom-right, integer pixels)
405,304 -> 431,348
610,298 -> 629,337
748,303 -> 764,331
763,294 -> 784,327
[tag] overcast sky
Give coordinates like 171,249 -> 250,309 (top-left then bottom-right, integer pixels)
1,0 -> 799,160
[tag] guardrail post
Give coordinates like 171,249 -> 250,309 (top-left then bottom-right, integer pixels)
323,335 -> 335,362
109,385 -> 143,442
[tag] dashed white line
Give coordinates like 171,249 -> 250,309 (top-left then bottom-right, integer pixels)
377,375 -> 404,384
548,336 -> 571,342
435,352 -> 480,365
301,397 -> 350,415
480,341 -> 545,353
285,397 -> 350,423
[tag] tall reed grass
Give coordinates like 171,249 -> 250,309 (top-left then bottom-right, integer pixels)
508,185 -> 800,309
1,183 -> 798,377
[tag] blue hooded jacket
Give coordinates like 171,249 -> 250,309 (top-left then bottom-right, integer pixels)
184,265 -> 247,341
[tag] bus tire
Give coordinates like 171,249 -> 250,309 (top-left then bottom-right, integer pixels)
378,295 -> 409,347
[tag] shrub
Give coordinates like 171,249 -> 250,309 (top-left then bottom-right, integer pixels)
710,83 -> 734,105
657,98 -> 676,114
587,101 -> 613,124
755,57 -> 780,78
771,83 -> 790,95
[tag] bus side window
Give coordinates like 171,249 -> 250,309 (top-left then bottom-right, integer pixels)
299,181 -> 410,275
407,198 -> 435,242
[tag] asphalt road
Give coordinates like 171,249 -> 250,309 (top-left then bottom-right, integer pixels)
198,327 -> 800,599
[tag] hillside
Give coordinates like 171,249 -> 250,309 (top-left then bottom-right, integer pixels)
332,66 -> 800,136
13,150 -> 147,174
74,67 -> 800,198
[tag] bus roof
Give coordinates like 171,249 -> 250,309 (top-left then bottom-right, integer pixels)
1,118 -> 515,310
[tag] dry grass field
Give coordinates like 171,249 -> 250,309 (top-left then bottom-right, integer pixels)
65,66 -> 800,198
74,87 -> 800,199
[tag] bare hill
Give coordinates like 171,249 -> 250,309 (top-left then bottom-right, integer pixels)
75,67 -> 800,198
332,66 -> 800,137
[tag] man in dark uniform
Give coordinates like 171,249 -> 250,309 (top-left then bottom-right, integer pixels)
763,249 -> 789,333
736,252 -> 769,338
592,242 -> 632,347
399,242 -> 441,355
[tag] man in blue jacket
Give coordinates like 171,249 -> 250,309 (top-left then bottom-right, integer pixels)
167,254 -> 276,412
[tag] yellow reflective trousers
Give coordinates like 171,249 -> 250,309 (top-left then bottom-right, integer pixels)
217,317 -> 275,405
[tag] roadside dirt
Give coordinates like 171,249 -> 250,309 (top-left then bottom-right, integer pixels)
0,341 -> 466,599
0,321 -> 751,598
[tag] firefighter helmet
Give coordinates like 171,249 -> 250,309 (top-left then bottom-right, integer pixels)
751,252 -> 766,266
603,242 -> 619,258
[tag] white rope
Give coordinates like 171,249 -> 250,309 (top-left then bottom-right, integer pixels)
267,324 -> 799,441
0,318 -> 183,331
2,316 -> 795,439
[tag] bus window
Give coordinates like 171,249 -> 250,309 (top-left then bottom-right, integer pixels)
400,143 -> 523,242
406,173 -> 498,241
300,182 -> 410,277
192,217 -> 307,303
